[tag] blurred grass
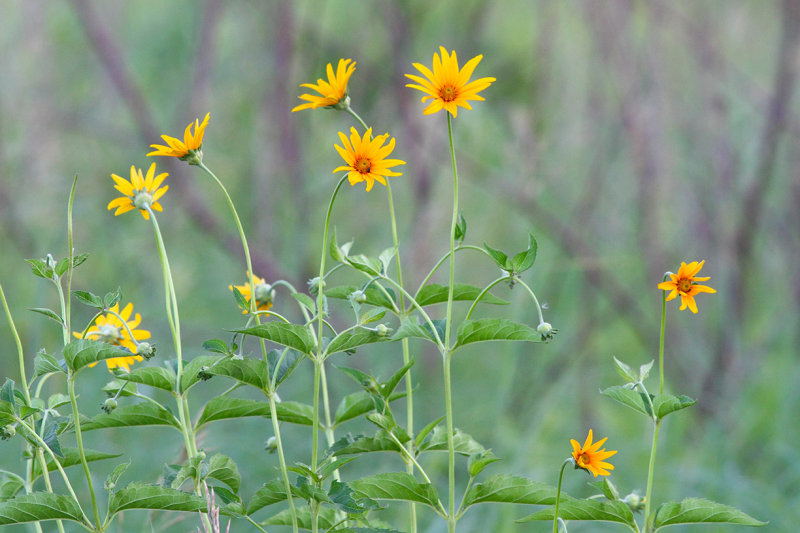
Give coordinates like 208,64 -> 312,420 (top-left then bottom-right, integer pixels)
1,0 -> 798,531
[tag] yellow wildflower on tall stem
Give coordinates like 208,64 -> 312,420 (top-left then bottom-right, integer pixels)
292,58 -> 356,112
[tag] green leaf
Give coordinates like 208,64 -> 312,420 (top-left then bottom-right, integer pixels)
81,403 -> 180,431
0,401 -> 14,426
328,431 -> 404,456
180,355 -> 224,393
115,366 -> 176,392
41,418 -> 63,457
454,318 -> 543,349
326,328 -> 393,357
360,308 -> 386,324
72,290 -> 103,308
0,380 -> 15,408
651,498 -> 767,529
264,505 -> 336,529
511,233 -> 538,273
196,397 -> 315,428
329,481 -> 381,514
518,498 -> 638,530
33,448 -> 121,479
380,359 -> 414,398
234,322 -> 316,355
347,254 -> 382,276
415,417 -> 444,449
246,480 -> 300,515
0,492 -> 85,525
0,477 -> 24,502
653,394 -> 696,419
463,474 -> 558,508
600,385 -> 653,417
334,391 -> 378,427
391,316 -> 437,344
54,257 -> 70,277
329,228 -> 353,263
613,357 -> 637,382
105,462 -> 130,491
292,292 -> 316,313
454,211 -> 467,243
639,360 -> 654,381
103,287 -> 121,309
468,449 -> 501,478
483,243 -> 511,270
418,426 -> 486,456
207,454 -> 241,494
71,253 -> 89,269
28,307 -> 64,326
366,413 -> 396,432
108,483 -> 206,517
415,283 -> 508,307
202,338 -> 231,355
203,358 -> 269,391
26,258 -> 52,280
378,246 -> 397,274
62,339 -> 133,372
47,393 -> 71,410
34,351 -> 65,377
267,349 -> 303,387
327,285 -> 396,309
348,473 -> 440,510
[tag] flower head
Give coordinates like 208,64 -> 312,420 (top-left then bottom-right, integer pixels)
229,272 -> 274,314
73,303 -> 151,372
571,429 -> 617,477
333,127 -> 406,191
405,46 -> 496,116
657,260 -> 716,314
292,58 -> 356,112
148,113 -> 210,163
108,163 -> 168,220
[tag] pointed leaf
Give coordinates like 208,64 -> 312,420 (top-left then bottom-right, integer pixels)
329,480 -> 381,514
600,385 -> 653,417
347,254 -> 382,276
380,359 -> 415,398
326,328 -> 393,357
518,498 -> 637,530
418,426 -> 486,456
267,349 -> 303,387
613,357 -> 637,383
0,492 -> 85,525
653,394 -> 696,420
651,497 -> 767,529
511,233 -> 538,273
291,292 -> 316,313
196,397 -> 314,428
81,403 -> 180,431
463,474 -> 559,508
233,322 -> 316,355
34,351 -> 65,377
0,401 -> 14,426
207,454 -> 241,494
72,290 -> 103,308
202,339 -> 232,355
327,431 -> 404,456
264,505 -> 336,529
33,448 -> 122,479
454,318 -> 543,349
415,417 -> 444,449
348,473 -> 440,510
391,316 -> 437,344
26,258 -> 52,280
116,366 -> 176,392
180,355 -> 225,393
378,246 -> 397,274
0,477 -> 24,502
108,483 -> 206,516
202,358 -> 269,391
415,283 -> 508,307
327,285 -> 396,309
246,480 -> 302,515
105,462 -> 130,491
28,308 -> 64,326
483,243 -> 510,270
62,339 -> 133,372
468,449 -> 502,478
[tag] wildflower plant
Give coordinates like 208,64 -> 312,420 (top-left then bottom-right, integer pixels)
0,47 -> 765,533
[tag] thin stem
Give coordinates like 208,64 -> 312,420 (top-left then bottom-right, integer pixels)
54,280 -> 69,346
35,447 -> 66,533
644,420 -> 662,532
377,274 -> 445,351
65,177 -> 77,342
1,283 -> 31,405
464,276 -> 510,321
415,245 -> 491,295
268,391 -> 298,533
311,358 -> 322,472
67,373 -> 101,527
443,353 -> 456,533
553,459 -> 571,533
514,277 -> 546,325
345,105 -> 370,131
659,276 -> 668,395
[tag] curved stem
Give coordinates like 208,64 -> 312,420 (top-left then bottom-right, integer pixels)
514,277 -> 546,325
67,373 -> 100,527
464,276 -> 510,321
1,283 -> 31,405
553,459 -> 571,533
345,105 -> 370,131
415,245 -> 491,296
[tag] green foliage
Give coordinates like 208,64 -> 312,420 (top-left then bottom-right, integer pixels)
415,283 -> 508,307
81,403 -> 181,431
454,318 -> 543,349
650,498 -> 767,529
107,483 -> 206,516
62,339 -> 132,373
234,322 -> 317,355
348,473 -> 441,510
518,498 -> 638,530
462,474 -> 559,508
0,492 -> 86,526
32,448 -> 121,479
601,385 -> 696,420
195,396 -> 315,428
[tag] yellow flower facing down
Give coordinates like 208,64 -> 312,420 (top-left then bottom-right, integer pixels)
333,127 -> 406,191
229,272 -> 274,314
658,260 -> 716,314
571,429 -> 617,477
405,46 -> 496,116
73,303 -> 151,372
108,162 -> 168,220
148,113 -> 210,162
292,58 -> 356,112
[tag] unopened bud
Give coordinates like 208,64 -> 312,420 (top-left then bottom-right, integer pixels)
307,277 -> 326,296
265,436 -> 278,453
376,324 -> 392,337
136,342 -> 155,359
102,398 -> 118,413
623,492 -> 645,512
351,290 -> 367,304
0,425 -> 15,440
537,322 -> 557,341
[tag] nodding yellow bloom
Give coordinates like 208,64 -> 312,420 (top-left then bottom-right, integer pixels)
405,46 -> 496,117
292,58 -> 356,112
148,113 -> 210,161
333,127 -> 406,191
229,272 -> 274,314
570,429 -> 617,477
108,162 -> 168,220
73,303 -> 151,372
658,260 -> 716,314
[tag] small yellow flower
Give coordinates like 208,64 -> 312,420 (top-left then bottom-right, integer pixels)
148,113 -> 210,161
292,58 -> 356,112
405,46 -> 496,116
107,163 -> 168,220
229,272 -> 274,314
73,303 -> 151,372
658,260 -> 716,314
333,127 -> 406,191
571,429 -> 617,477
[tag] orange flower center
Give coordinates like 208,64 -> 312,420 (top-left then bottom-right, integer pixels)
439,84 -> 458,102
354,157 -> 371,174
577,452 -> 590,466
677,278 -> 692,293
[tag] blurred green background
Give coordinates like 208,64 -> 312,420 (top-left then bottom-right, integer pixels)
1,0 -> 797,531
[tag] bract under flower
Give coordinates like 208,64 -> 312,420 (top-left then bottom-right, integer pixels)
107,163 -> 168,220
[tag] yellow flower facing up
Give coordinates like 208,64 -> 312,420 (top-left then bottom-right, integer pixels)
108,162 -> 168,220
229,272 -> 274,314
405,46 -> 496,116
73,303 -> 151,372
148,113 -> 210,162
333,127 -> 406,191
571,429 -> 617,477
292,58 -> 356,112
658,260 -> 716,314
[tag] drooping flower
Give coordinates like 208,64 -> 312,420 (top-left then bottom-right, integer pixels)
333,127 -> 406,191
292,58 -> 356,112
147,113 -> 210,163
657,260 -> 716,314
229,272 -> 274,314
107,162 -> 169,220
73,303 -> 151,372
571,429 -> 617,477
405,46 -> 496,116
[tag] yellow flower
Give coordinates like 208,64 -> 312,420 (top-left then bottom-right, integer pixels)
229,272 -> 274,314
107,162 -> 168,220
147,113 -> 210,161
657,260 -> 716,314
73,303 -> 151,372
292,58 -> 356,112
405,46 -> 496,116
333,127 -> 406,191
570,429 -> 617,477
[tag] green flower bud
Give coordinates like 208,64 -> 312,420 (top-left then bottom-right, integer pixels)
623,492 -> 645,512
351,290 -> 367,303
102,398 -> 118,414
136,342 -> 155,359
376,324 -> 392,337
0,425 -> 16,440
537,321 -> 557,341
307,277 -> 326,296
265,436 -> 278,453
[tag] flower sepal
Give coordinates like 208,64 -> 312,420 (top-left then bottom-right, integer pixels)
179,148 -> 203,166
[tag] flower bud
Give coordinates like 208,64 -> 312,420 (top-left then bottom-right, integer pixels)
265,436 -> 278,453
136,342 -> 155,359
0,425 -> 16,440
537,321 -> 557,341
308,277 -> 326,296
196,450 -> 207,460
102,398 -> 118,414
376,324 -> 392,337
623,492 -> 645,512
351,290 -> 367,304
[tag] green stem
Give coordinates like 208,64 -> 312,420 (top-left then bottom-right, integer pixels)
553,459 -> 571,533
311,358 -> 322,473
514,277 -> 546,325
377,274 -> 445,350
35,447 -> 66,533
1,283 -> 32,405
644,420 -> 662,532
415,245 -> 491,295
345,105 -> 370,131
67,373 -> 101,527
268,392 -> 299,533
443,353 -> 456,533
464,276 -> 509,321
443,113 -> 459,351
65,177 -> 77,343
659,275 -> 668,395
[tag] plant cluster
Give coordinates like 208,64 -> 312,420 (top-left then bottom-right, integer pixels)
0,48 -> 763,532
